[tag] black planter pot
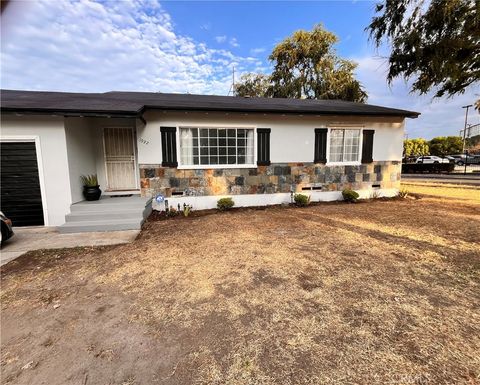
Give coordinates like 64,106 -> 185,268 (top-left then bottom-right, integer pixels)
83,185 -> 102,201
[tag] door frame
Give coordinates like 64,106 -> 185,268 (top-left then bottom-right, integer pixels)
102,126 -> 140,192
0,135 -> 49,226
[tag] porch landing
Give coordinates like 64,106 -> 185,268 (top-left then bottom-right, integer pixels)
59,195 -> 152,233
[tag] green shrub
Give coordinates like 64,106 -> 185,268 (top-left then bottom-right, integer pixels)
80,174 -> 98,187
166,206 -> 179,217
294,193 -> 310,207
183,203 -> 193,217
342,189 -> 359,203
398,188 -> 409,198
217,197 -> 235,211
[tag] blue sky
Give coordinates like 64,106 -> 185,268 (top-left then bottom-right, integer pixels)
1,0 -> 479,139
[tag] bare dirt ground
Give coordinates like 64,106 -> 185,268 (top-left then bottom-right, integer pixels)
1,187 -> 479,385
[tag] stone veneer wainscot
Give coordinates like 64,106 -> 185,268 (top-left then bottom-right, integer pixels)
139,161 -> 401,198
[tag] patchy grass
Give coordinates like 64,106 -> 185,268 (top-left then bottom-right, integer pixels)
1,186 -> 479,385
401,181 -> 480,204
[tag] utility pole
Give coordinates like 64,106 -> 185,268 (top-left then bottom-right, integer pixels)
227,66 -> 236,96
462,104 -> 473,153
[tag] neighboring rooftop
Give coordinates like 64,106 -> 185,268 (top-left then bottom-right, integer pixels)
0,89 -> 420,118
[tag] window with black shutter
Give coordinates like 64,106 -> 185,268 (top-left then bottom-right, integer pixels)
361,130 -> 375,163
314,128 -> 328,163
161,127 -> 178,167
257,128 -> 271,166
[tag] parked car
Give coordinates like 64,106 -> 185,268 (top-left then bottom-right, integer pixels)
448,154 -> 479,165
0,211 -> 14,245
415,156 -> 450,164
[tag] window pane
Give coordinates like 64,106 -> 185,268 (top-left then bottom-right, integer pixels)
329,129 -> 344,162
219,155 -> 227,164
179,128 -> 254,166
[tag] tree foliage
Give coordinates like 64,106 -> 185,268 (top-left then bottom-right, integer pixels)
403,138 -> 430,157
234,74 -> 271,98
234,25 -> 367,102
367,0 -> 479,98
428,136 -> 464,156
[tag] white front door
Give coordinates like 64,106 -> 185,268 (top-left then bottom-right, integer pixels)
103,127 -> 137,191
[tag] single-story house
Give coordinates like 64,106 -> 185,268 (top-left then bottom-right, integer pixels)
0,89 -> 419,232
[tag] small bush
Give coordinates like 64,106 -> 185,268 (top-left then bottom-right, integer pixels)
166,206 -> 180,217
80,174 -> 98,187
370,190 -> 381,199
217,197 -> 235,211
183,203 -> 193,217
342,189 -> 359,203
398,188 -> 409,198
294,193 -> 310,207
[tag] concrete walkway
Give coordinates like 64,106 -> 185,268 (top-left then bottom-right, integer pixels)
0,227 -> 139,266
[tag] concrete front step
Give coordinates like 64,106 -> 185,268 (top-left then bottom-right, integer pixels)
65,207 -> 151,222
59,218 -> 144,233
59,195 -> 153,233
70,197 -> 152,212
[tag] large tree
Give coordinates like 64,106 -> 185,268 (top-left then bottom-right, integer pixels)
367,0 -> 479,98
428,136 -> 464,156
403,138 -> 430,157
234,25 -> 367,102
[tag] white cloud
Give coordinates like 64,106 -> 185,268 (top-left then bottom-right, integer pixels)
229,37 -> 239,48
0,0 -> 257,95
250,47 -> 266,55
353,56 -> 480,139
215,35 -> 227,43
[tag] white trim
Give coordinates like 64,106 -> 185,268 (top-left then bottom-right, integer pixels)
0,135 -> 49,225
175,125 -> 257,169
153,188 -> 399,211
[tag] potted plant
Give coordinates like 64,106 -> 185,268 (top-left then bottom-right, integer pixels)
80,174 -> 102,201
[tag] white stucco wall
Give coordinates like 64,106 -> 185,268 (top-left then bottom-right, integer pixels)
65,118 -> 97,203
0,115 -> 71,226
137,110 -> 405,166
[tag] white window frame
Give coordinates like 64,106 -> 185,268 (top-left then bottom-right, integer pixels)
176,124 -> 257,169
326,126 -> 364,166
0,135 -> 49,226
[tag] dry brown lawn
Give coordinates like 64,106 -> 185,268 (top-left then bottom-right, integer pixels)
1,186 -> 479,385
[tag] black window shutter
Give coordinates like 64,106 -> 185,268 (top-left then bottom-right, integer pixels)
314,128 -> 328,163
361,130 -> 375,163
257,128 -> 271,166
160,127 -> 178,167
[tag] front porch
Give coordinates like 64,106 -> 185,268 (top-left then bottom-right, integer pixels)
59,195 -> 152,233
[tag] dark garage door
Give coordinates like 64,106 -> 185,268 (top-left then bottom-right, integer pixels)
1,141 -> 44,226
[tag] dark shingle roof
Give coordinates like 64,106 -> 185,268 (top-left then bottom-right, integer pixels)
0,89 -> 419,118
